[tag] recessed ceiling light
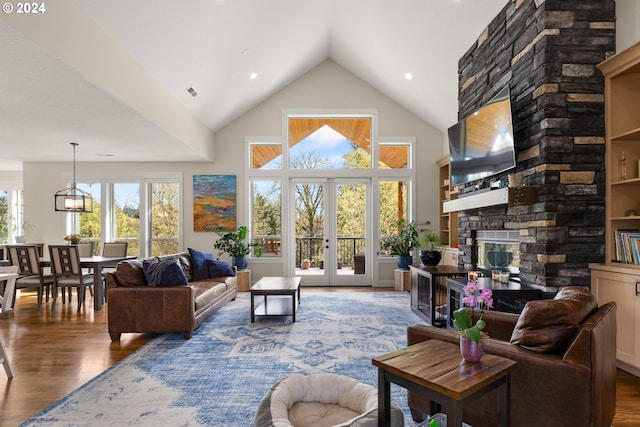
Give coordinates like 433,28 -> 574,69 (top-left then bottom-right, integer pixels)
404,72 -> 413,80
250,73 -> 258,80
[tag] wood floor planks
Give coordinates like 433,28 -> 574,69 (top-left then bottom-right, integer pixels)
0,289 -> 638,426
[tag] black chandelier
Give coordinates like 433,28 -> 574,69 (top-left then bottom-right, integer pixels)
54,142 -> 93,213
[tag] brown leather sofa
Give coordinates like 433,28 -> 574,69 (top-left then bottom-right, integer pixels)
106,252 -> 237,340
407,287 -> 617,427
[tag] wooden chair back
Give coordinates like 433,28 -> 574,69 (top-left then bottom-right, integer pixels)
76,242 -> 95,258
6,245 -> 43,276
48,245 -> 83,277
102,242 -> 128,257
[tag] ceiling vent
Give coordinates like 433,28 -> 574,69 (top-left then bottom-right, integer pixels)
186,86 -> 198,97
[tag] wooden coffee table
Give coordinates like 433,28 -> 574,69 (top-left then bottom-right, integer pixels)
373,339 -> 517,427
250,276 -> 301,322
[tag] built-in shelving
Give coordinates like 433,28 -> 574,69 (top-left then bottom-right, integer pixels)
590,41 -> 640,376
436,156 -> 458,248
597,40 -> 640,270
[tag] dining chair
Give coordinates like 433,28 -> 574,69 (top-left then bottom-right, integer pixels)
100,242 -> 129,303
6,245 -> 55,310
76,242 -> 95,258
48,245 -> 94,311
76,242 -> 96,294
102,242 -> 128,257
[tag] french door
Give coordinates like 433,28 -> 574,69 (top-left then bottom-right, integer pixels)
291,178 -> 371,286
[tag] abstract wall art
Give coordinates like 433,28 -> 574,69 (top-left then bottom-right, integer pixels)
193,175 -> 236,231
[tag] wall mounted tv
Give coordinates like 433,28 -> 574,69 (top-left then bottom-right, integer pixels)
448,85 -> 516,187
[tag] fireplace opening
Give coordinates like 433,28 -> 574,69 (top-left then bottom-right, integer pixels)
474,230 -> 520,282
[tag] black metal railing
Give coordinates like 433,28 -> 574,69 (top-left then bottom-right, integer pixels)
253,236 -> 367,268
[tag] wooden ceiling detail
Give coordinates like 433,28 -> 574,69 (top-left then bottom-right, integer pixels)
378,145 -> 409,169
251,145 -> 282,169
289,118 -> 371,150
250,117 -> 408,169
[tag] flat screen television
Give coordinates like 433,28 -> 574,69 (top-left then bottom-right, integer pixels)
448,85 -> 516,187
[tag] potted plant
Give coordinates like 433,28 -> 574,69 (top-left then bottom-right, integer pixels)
212,225 -> 263,270
11,215 -> 34,243
419,223 -> 443,267
381,219 -> 425,270
301,258 -> 310,269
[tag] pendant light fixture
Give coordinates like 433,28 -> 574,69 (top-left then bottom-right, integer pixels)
54,142 -> 93,212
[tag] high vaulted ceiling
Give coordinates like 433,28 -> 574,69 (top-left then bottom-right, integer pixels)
0,0 -> 508,171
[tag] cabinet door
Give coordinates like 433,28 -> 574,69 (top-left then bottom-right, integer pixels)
591,270 -> 640,368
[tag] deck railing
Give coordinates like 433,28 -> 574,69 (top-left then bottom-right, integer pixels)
253,236 -> 370,268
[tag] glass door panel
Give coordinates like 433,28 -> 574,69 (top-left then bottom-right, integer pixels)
291,178 -> 370,286
293,181 -> 327,285
332,179 -> 370,286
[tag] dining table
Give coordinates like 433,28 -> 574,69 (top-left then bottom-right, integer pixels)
0,271 -> 19,313
40,255 -> 136,311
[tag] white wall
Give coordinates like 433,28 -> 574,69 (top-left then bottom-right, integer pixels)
616,1 -> 640,52
20,60 -> 443,285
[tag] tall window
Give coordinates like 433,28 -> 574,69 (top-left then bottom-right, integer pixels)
247,113 -> 416,269
114,183 -> 140,256
0,190 -> 8,243
78,182 -> 101,254
74,176 -> 181,257
378,180 -> 409,252
0,188 -> 25,244
150,182 -> 180,255
251,180 -> 281,256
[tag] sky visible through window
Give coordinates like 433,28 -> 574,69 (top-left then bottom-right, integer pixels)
289,125 -> 355,169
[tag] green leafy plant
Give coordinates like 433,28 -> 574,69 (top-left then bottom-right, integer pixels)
212,225 -> 263,258
419,222 -> 442,251
381,219 -> 427,257
453,281 -> 494,343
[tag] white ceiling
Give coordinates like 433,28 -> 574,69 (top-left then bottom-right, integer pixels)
0,0 -> 508,171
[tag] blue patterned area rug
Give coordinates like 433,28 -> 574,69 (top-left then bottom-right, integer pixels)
22,291 -> 427,426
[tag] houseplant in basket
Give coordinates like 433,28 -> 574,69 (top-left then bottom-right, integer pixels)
381,219 -> 426,270
453,273 -> 493,362
212,225 -> 263,269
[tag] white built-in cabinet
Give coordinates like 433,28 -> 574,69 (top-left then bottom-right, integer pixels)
590,265 -> 640,376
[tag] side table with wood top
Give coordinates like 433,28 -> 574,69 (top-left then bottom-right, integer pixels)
372,339 -> 517,427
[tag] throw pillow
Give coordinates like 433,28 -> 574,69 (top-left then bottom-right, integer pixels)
205,258 -> 236,278
115,259 -> 147,286
510,286 -> 598,353
142,258 -> 188,286
188,247 -> 215,280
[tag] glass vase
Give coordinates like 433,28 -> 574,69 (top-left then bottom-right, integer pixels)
460,337 -> 483,363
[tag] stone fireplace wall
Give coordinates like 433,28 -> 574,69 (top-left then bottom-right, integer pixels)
455,0 -> 615,290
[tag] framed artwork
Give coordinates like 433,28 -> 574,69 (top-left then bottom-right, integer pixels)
193,175 -> 236,231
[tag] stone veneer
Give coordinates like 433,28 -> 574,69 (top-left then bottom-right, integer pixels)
455,0 -> 615,290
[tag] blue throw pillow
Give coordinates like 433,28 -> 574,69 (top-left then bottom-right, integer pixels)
188,247 -> 215,280
205,258 -> 236,277
143,258 -> 188,286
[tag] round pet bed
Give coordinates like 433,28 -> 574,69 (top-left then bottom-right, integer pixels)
255,373 -> 404,427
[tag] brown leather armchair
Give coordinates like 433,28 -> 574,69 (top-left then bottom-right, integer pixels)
407,289 -> 617,427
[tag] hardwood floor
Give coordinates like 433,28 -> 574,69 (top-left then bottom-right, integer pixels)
0,289 -> 639,426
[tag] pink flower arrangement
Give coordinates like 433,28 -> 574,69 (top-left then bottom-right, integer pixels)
453,277 -> 494,343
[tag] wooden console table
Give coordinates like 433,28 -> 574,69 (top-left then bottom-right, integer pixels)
373,339 -> 517,427
410,265 -> 468,327
446,277 -> 544,329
